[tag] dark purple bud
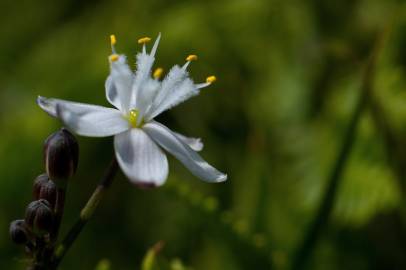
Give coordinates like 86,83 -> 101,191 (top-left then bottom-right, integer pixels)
44,128 -> 79,184
33,174 -> 57,207
38,180 -> 57,207
9,220 -> 29,244
33,174 -> 49,199
25,199 -> 54,234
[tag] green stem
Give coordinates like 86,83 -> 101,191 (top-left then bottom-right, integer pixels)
290,24 -> 391,270
50,156 -> 119,269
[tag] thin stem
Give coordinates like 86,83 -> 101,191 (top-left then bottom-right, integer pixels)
290,23 -> 392,270
51,186 -> 67,241
50,156 -> 119,269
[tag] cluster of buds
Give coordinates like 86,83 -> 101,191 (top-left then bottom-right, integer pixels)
9,128 -> 79,267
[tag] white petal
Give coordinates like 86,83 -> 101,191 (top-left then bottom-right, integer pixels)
172,131 -> 204,152
146,78 -> 199,121
114,129 -> 168,186
145,65 -> 202,120
109,55 -> 133,113
131,34 -> 161,112
149,65 -> 187,107
135,79 -> 161,125
37,95 -> 59,117
132,53 -> 154,102
37,96 -> 130,137
150,33 -> 161,57
105,75 -> 122,111
141,79 -> 161,105
143,121 -> 227,183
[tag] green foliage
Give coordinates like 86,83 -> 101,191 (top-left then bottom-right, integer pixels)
95,259 -> 111,270
141,242 -> 162,270
141,242 -> 192,270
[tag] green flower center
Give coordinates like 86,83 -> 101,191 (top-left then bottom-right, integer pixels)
127,109 -> 141,128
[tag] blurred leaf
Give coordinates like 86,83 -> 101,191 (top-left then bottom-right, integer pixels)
95,259 -> 111,270
141,241 -> 165,270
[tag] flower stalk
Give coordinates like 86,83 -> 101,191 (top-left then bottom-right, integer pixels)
49,186 -> 66,242
50,157 -> 119,269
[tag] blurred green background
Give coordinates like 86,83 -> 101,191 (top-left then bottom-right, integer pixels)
1,0 -> 406,269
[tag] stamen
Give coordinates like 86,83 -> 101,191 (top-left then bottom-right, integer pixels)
182,54 -> 198,70
110,34 -> 117,46
110,34 -> 117,54
186,54 -> 198,62
110,54 -> 119,62
153,68 -> 164,79
128,109 -> 139,127
206,75 -> 217,83
138,37 -> 152,44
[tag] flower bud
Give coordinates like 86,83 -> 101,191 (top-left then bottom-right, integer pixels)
25,199 -> 54,234
33,174 -> 49,199
44,128 -> 79,184
9,220 -> 29,244
39,180 -> 57,207
33,174 -> 57,207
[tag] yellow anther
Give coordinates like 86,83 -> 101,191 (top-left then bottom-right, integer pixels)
110,54 -> 119,62
206,75 -> 217,83
128,109 -> 139,127
138,37 -> 151,44
110,34 -> 117,46
153,67 -> 164,79
186,54 -> 198,62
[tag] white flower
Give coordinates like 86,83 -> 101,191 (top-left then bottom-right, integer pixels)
37,34 -> 227,187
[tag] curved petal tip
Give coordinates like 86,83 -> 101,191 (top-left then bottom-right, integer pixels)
216,173 -> 228,183
37,96 -> 58,117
